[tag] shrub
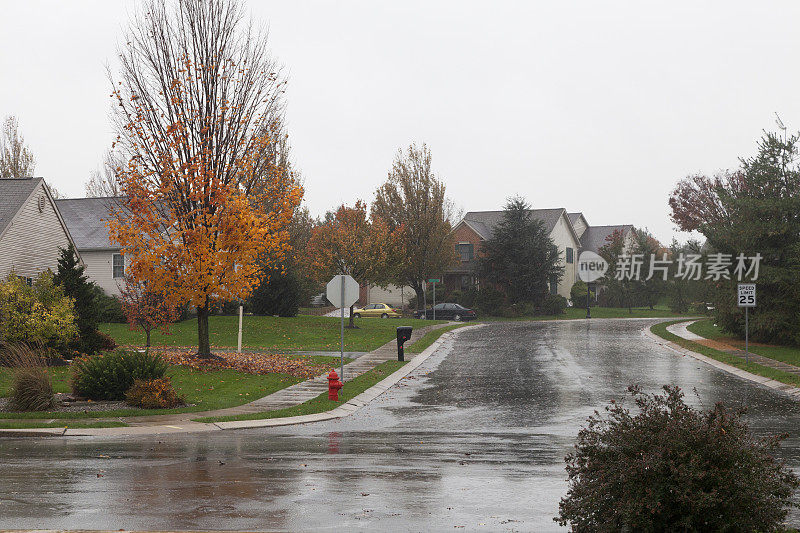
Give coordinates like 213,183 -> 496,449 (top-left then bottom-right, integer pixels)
125,377 -> 185,409
472,286 -> 506,316
3,345 -> 55,411
556,385 -> 799,532
92,287 -> 126,323
537,293 -> 567,315
570,280 -> 595,307
70,349 -> 168,400
0,271 -> 77,350
248,266 -> 301,317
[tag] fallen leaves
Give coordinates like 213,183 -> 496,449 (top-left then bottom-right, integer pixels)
157,349 -> 328,379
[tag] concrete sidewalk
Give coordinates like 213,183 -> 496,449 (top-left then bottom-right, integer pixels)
666,319 -> 800,376
0,322 -> 474,437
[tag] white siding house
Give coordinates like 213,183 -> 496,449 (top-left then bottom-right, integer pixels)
56,197 -> 128,297
0,178 -> 79,280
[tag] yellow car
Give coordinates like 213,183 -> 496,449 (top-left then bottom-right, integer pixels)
352,303 -> 402,318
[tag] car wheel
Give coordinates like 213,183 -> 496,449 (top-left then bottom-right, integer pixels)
354,313 -> 361,318
454,314 -> 462,321
381,313 -> 388,318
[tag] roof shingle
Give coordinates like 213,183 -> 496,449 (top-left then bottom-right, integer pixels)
55,197 -> 123,250
462,209 -> 566,240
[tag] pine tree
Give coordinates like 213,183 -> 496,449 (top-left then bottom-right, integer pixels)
478,197 -> 563,306
53,243 -> 101,353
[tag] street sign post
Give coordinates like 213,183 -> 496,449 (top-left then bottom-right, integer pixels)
327,275 -> 360,383
428,278 -> 440,321
738,283 -> 756,363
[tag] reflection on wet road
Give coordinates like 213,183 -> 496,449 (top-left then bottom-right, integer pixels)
2,319 -> 800,531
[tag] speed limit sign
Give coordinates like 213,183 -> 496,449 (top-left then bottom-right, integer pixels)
737,284 -> 756,307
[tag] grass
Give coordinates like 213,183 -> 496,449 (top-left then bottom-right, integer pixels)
0,366 -> 305,419
407,323 -> 468,354
195,359 -> 407,423
650,320 -> 800,388
0,420 -> 127,429
687,319 -> 800,368
101,315 -> 443,352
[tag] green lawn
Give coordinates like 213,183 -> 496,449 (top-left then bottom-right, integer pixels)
650,320 -> 800,388
0,365 -> 305,419
195,359 -> 407,423
101,315 -> 442,351
687,318 -> 800,367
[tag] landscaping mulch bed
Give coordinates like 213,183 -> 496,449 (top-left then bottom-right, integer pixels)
0,393 -> 128,414
157,349 -> 330,379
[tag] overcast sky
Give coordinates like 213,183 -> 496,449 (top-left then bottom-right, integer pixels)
2,1 -> 799,243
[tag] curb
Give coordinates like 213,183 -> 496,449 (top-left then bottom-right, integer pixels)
0,324 -> 482,438
643,321 -> 800,399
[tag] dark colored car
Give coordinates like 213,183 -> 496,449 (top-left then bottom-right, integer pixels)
414,303 -> 477,321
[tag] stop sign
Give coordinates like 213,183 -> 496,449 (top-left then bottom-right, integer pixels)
326,275 -> 359,308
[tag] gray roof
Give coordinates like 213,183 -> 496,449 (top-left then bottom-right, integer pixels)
0,178 -> 42,237
579,225 -> 633,254
567,212 -> 584,226
56,197 -> 124,250
462,209 -> 566,240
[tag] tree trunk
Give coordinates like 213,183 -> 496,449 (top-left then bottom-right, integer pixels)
145,329 -> 151,348
197,302 -> 211,357
347,304 -> 358,329
412,283 -> 425,311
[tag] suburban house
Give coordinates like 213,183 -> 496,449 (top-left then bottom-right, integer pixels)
446,209 -> 582,299
0,177 -> 81,281
55,197 -> 128,297
445,209 -> 635,302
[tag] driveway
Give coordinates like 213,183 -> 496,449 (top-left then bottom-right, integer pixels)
1,319 -> 799,531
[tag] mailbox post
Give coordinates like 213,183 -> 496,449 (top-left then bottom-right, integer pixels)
396,326 -> 413,361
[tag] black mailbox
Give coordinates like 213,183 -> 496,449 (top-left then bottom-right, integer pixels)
396,326 -> 413,361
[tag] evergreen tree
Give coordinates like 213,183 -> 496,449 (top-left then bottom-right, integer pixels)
248,266 -> 301,317
53,243 -> 101,353
478,197 -> 563,306
669,130 -> 800,343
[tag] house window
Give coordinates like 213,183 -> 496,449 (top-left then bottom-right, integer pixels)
112,253 -> 125,278
456,243 -> 474,262
566,247 -> 574,264
549,275 -> 558,295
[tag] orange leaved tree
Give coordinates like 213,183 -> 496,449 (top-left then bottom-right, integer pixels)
108,0 -> 302,356
307,201 -> 399,327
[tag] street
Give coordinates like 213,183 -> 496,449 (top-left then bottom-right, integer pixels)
2,319 -> 800,531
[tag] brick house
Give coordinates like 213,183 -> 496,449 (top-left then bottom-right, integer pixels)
444,209 -> 634,302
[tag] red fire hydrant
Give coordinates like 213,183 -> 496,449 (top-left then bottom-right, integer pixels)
328,370 -> 343,401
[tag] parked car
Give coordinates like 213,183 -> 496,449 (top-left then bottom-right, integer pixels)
352,303 -> 402,318
414,303 -> 477,321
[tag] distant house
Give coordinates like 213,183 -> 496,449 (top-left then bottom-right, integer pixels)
444,209 -> 636,302
446,208 -> 582,299
0,177 -> 80,281
575,222 -> 635,255
56,197 -> 128,297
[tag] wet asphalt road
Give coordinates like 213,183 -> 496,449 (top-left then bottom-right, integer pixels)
2,319 -> 800,532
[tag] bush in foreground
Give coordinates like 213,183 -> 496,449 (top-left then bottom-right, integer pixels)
70,349 -> 168,400
556,385 -> 799,532
3,345 -> 55,411
125,377 -> 185,409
